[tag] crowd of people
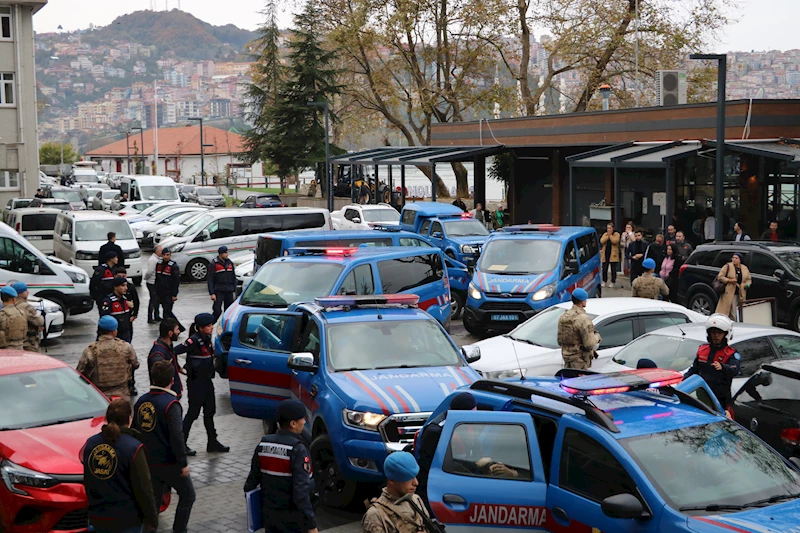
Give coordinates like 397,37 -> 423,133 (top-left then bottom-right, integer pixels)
451,197 -> 508,230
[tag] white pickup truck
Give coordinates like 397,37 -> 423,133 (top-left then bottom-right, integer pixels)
330,203 -> 400,230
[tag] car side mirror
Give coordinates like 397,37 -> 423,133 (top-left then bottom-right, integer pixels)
774,268 -> 787,282
462,345 -> 481,364
568,259 -> 579,274
220,331 -> 233,352
601,493 -> 644,519
196,229 -> 210,242
33,263 -> 40,274
432,232 -> 443,239
755,371 -> 773,387
352,217 -> 361,224
61,233 -> 71,241
288,352 -> 318,372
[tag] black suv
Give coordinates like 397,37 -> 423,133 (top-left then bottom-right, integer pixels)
678,241 -> 800,330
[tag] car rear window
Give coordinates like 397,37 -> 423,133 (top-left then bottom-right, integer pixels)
687,250 -> 716,266
376,253 -> 443,293
21,213 -> 57,232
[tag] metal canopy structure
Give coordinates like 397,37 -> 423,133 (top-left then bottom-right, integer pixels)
330,145 -> 505,203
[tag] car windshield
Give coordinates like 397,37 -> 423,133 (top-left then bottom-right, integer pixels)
73,175 -> 99,183
0,368 -> 108,430
44,201 -> 71,211
76,220 -> 134,241
182,186 -> 196,193
363,209 -> 401,223
327,319 -> 461,371
140,185 -> 178,201
102,191 -> 118,199
775,251 -> 800,278
177,213 -> 214,236
508,306 -> 597,348
612,334 -> 701,371
197,187 -> 219,196
171,211 -> 204,224
14,200 -> 31,208
478,239 -> 562,274
622,420 -> 800,514
442,220 -> 489,237
51,190 -> 83,203
241,261 -> 343,307
154,210 -> 194,224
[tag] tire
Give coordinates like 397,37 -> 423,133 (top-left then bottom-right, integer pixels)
462,312 -> 485,336
132,276 -> 142,286
451,291 -> 464,320
187,258 -> 209,282
689,290 -> 715,316
309,434 -> 358,509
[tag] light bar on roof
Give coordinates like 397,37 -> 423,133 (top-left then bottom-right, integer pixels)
314,294 -> 420,308
461,212 -> 473,218
287,247 -> 359,257
560,369 -> 684,396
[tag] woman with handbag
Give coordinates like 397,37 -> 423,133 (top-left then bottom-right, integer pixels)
715,253 -> 752,320
661,244 -> 683,303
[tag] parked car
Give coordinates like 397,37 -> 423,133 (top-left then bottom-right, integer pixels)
28,198 -> 73,211
2,198 -> 32,223
187,186 -> 226,207
111,200 -> 162,217
2,295 -> 66,342
178,184 -> 196,202
678,241 -> 800,330
240,193 -> 285,208
91,189 -> 122,210
132,206 -> 208,249
331,203 -> 400,230
152,210 -> 212,247
468,298 -> 706,379
69,168 -> 100,187
43,187 -> 85,211
6,207 -> 62,254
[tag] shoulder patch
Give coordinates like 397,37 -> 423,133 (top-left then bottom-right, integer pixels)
733,352 -> 741,360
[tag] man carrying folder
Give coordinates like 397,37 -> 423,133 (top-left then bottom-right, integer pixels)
244,400 -> 317,533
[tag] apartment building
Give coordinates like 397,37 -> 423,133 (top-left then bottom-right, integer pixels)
0,0 -> 47,202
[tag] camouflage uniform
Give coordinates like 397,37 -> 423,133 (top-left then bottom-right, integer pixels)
76,334 -> 140,402
0,304 -> 28,350
631,272 -> 669,300
362,489 -> 428,533
557,304 -> 602,370
15,298 -> 44,352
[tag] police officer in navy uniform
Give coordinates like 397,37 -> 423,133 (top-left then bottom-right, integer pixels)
244,399 -> 317,533
83,398 -> 158,533
134,361 -> 196,533
100,277 -> 134,343
181,313 -> 229,453
91,252 -> 119,312
686,314 -> 741,412
155,248 -> 184,331
208,246 -> 236,321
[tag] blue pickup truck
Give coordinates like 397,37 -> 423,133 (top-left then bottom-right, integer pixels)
400,202 -> 489,268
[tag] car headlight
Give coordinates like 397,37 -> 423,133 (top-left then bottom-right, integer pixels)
1,459 -> 58,495
343,409 -> 387,431
484,368 -> 526,379
66,270 -> 87,284
460,244 -> 475,254
169,242 -> 185,253
45,305 -> 61,313
468,282 -> 482,300
75,251 -> 98,261
127,250 -> 141,259
532,282 -> 557,301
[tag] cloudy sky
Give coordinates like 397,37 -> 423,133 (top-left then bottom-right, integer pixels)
34,0 -> 799,53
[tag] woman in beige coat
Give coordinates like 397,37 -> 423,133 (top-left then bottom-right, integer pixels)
715,252 -> 752,320
600,223 -> 621,288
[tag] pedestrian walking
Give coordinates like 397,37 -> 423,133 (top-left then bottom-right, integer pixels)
733,222 -> 751,241
661,244 -> 682,303
0,286 -> 26,350
557,288 -> 601,370
761,221 -> 779,242
155,248 -> 184,331
362,452 -> 428,533
620,222 -> 635,277
145,245 -> 163,324
244,399 -> 317,533
101,278 -> 135,343
675,231 -> 693,260
626,229 -> 648,282
98,232 -> 125,267
715,252 -> 752,320
82,399 -> 158,533
133,361 -> 195,533
471,202 -> 485,225
686,315 -> 741,413
208,246 -> 236,321
76,316 -> 139,402
91,252 -> 119,311
148,318 -> 186,401
599,223 -> 620,288
646,234 -> 666,273
11,282 -> 44,352
452,197 -> 467,212
631,258 -> 669,300
181,313 -> 229,453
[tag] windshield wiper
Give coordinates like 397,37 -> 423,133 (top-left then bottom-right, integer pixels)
36,417 -> 92,428
678,503 -> 747,512
507,334 -> 541,346
740,492 -> 800,508
372,364 -> 432,370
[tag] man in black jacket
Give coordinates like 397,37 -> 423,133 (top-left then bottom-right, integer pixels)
134,361 -> 195,533
98,232 -> 124,267
90,252 -> 119,311
155,248 -> 183,331
208,246 -> 236,321
626,230 -> 649,282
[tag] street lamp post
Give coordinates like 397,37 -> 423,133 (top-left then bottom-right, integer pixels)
690,53 -> 727,241
308,101 -> 332,212
188,117 -> 206,185
130,126 -> 144,174
126,132 -> 131,174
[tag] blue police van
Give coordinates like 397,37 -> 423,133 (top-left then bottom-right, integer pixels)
463,224 -> 601,335
400,202 -> 489,268
219,295 -> 481,507
421,369 -> 800,533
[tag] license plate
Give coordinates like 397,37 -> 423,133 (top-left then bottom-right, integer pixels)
491,314 -> 518,322
26,236 -> 42,240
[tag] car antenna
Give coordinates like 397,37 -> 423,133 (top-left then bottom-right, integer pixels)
511,340 -> 525,381
661,308 -> 686,337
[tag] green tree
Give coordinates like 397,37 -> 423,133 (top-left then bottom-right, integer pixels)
39,142 -> 77,165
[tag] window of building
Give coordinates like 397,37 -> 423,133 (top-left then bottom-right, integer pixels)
1,73 -> 14,105
0,171 -> 19,189
0,7 -> 11,40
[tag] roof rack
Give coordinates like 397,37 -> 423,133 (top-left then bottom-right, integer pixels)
704,240 -> 800,249
370,225 -> 402,232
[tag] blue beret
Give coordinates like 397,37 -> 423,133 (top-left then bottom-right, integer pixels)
113,277 -> 128,286
218,246 -> 228,254
572,288 -> 588,301
1,286 -> 17,298
450,392 -> 476,410
383,452 -> 419,482
194,313 -> 214,327
162,247 -> 170,254
643,258 -> 656,270
276,399 -> 306,422
98,315 -> 118,331
11,282 -> 27,294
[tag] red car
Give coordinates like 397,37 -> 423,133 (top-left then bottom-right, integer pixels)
0,350 -> 109,532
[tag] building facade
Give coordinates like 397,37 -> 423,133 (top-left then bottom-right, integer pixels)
0,0 -> 46,203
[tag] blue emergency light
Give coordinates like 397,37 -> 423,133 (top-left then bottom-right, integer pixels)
560,369 -> 684,396
314,294 -> 420,308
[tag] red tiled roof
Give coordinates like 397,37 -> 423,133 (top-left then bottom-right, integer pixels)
86,125 -> 246,157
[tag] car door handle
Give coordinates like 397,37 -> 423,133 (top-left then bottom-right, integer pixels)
234,359 -> 252,365
443,494 -> 466,505
552,506 -> 569,524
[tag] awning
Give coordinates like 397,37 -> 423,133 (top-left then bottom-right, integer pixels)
704,139 -> 800,168
331,145 -> 505,166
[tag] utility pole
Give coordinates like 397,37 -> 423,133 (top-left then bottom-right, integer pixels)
308,101 -> 332,212
188,117 -> 206,185
153,80 -> 159,175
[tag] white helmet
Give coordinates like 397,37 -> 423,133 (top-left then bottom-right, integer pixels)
705,314 -> 733,334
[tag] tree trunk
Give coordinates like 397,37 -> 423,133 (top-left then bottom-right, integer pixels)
452,161 -> 469,198
417,166 -> 451,198
516,0 -> 536,116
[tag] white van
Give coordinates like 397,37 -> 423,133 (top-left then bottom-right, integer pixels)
160,207 -> 332,281
0,222 -> 93,317
70,168 -> 101,187
53,211 -> 143,283
6,207 -> 62,254
119,175 -> 180,204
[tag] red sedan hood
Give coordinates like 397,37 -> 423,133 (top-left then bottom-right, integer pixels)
0,417 -> 105,475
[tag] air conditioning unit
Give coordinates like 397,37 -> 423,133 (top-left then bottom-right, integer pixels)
656,70 -> 687,106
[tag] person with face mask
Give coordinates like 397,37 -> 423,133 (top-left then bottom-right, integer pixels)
685,314 -> 741,411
